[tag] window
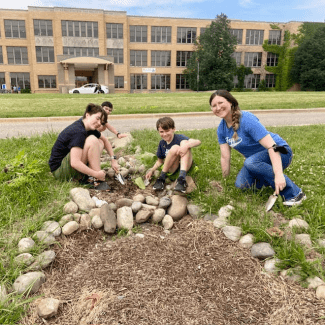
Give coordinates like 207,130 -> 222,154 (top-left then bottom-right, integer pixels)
177,27 -> 196,43
36,46 -> 55,63
107,48 -> 123,64
0,73 -> 5,88
61,21 -> 98,38
130,50 -> 147,66
176,51 -> 192,67
266,52 -> 278,66
0,47 -> 3,64
176,74 -> 189,89
230,29 -> 243,44
244,52 -> 262,67
130,74 -> 147,89
151,74 -> 170,90
244,74 -> 260,89
5,20 -> 26,38
7,47 -> 28,64
200,27 -> 207,35
106,23 -> 123,39
246,30 -> 264,45
268,30 -> 281,45
38,75 -> 56,88
265,74 -> 276,88
115,76 -> 124,88
231,52 -> 241,66
130,26 -> 147,42
11,72 -> 30,89
34,20 -> 53,36
63,47 -> 99,57
151,26 -> 171,43
151,51 -> 171,67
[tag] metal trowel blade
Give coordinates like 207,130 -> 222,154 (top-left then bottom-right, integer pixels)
266,193 -> 278,212
115,173 -> 125,185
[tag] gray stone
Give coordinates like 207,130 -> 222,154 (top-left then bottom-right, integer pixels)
29,250 -> 56,271
37,298 -> 60,319
62,221 -> 79,235
73,213 -> 81,223
133,194 -> 145,203
63,201 -> 78,214
89,208 -> 101,218
18,237 -> 35,253
187,204 -> 202,219
280,269 -> 301,283
116,198 -> 133,209
136,209 -> 154,223
203,213 -> 218,222
213,217 -> 228,229
251,242 -> 275,260
222,226 -> 242,241
34,231 -> 56,245
307,276 -> 325,289
79,214 -> 91,231
108,202 -> 117,211
152,208 -> 166,223
59,214 -> 74,227
116,206 -> 134,230
0,284 -> 7,304
120,168 -> 129,178
264,258 -> 280,273
316,286 -> 325,299
118,157 -> 126,165
135,234 -> 145,239
107,168 -> 115,178
218,205 -> 234,219
162,215 -> 173,230
288,218 -> 309,230
138,164 -> 146,174
295,234 -> 312,248
13,271 -> 46,295
239,234 -> 254,249
131,201 -> 143,214
167,195 -> 188,221
158,196 -> 172,209
41,221 -> 61,237
92,215 -> 103,229
70,187 -> 96,212
15,253 -> 35,266
141,203 -> 157,210
145,196 -> 159,206
100,204 -> 117,234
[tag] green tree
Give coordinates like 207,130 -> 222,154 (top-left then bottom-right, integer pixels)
234,65 -> 253,91
183,13 -> 237,91
291,22 -> 325,46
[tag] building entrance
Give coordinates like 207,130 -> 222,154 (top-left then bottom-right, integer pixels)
75,70 -> 96,87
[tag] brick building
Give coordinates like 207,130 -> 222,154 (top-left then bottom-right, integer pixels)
0,6 -> 301,93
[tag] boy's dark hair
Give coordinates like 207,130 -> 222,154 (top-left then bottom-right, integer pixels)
83,103 -> 108,125
156,117 -> 175,130
101,101 -> 113,108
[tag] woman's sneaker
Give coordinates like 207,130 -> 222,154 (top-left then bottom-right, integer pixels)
153,177 -> 165,190
174,177 -> 187,193
283,191 -> 306,206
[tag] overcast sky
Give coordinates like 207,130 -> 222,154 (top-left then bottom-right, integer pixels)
1,0 -> 325,23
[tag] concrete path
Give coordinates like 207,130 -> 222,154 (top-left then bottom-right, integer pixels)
0,108 -> 324,139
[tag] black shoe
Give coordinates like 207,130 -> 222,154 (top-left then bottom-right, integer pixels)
94,181 -> 110,191
79,175 -> 94,186
153,177 -> 165,190
283,191 -> 306,206
174,177 -> 187,193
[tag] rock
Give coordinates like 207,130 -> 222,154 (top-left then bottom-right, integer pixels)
280,269 -> 301,283
218,205 -> 234,218
29,250 -> 56,271
158,196 -> 171,209
62,221 -> 79,235
13,271 -> 46,295
41,221 -> 61,237
162,215 -> 173,230
210,180 -> 223,192
213,217 -> 228,228
187,204 -> 202,219
131,201 -> 142,214
116,207 -> 134,230
73,213 -> 81,223
116,198 -> 133,209
118,157 -> 126,165
63,201 -> 78,214
222,226 -> 242,241
15,253 -> 35,266
317,239 -> 325,248
95,200 -> 107,208
108,202 -> 117,211
120,168 -> 129,178
100,204 -> 117,234
133,194 -> 145,203
145,196 -> 159,206
167,195 -> 188,221
316,286 -> 325,299
79,214 -> 91,231
107,168 -> 115,178
152,208 -> 166,223
239,234 -> 254,249
34,231 -> 56,245
92,215 -> 103,229
307,276 -> 325,289
185,176 -> 197,194
89,208 -> 101,218
251,243 -> 275,260
59,214 -> 74,227
295,234 -> 312,248
0,284 -> 7,304
264,258 -> 280,273
141,204 -> 157,210
138,164 -> 146,174
37,298 -> 60,319
288,218 -> 309,230
203,213 -> 218,222
136,209 -> 154,223
154,170 -> 160,178
128,167 -> 136,174
18,238 -> 35,253
135,234 -> 145,239
70,187 -> 96,212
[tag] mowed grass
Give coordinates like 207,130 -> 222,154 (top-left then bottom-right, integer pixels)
1,91 -> 325,118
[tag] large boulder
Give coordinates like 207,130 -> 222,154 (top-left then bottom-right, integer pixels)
167,195 -> 188,221
100,204 -> 117,234
70,187 -> 96,212
116,207 -> 134,230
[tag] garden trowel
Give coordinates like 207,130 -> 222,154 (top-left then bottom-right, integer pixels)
115,173 -> 126,185
265,192 -> 278,212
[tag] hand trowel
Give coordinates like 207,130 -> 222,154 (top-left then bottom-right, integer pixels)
265,192 -> 278,212
115,173 -> 126,185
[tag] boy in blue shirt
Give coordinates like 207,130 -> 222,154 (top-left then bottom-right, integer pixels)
145,117 -> 201,193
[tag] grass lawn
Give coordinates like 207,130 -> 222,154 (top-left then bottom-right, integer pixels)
1,91 -> 325,118
0,124 -> 325,323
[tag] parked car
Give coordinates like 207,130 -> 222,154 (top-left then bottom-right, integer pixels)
69,83 -> 109,94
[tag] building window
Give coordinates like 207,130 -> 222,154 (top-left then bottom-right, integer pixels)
7,47 -> 28,65
151,74 -> 170,90
34,20 -> 53,36
115,76 -> 124,88
268,30 -> 281,45
0,47 -> 3,64
177,27 -> 196,43
106,23 -> 123,39
36,46 -> 55,63
200,27 -> 207,35
0,73 -> 5,88
176,51 -> 192,67
130,50 -> 147,66
244,74 -> 260,89
130,74 -> 147,89
176,74 -> 189,89
61,21 -> 98,38
244,52 -> 262,67
246,30 -> 264,45
265,74 -> 276,88
151,51 -> 171,67
230,29 -> 243,44
130,26 -> 147,42
266,52 -> 278,66
107,48 -> 123,64
38,75 -> 56,88
151,26 -> 171,43
63,47 -> 99,57
231,52 -> 241,66
5,20 -> 26,38
11,72 -> 30,89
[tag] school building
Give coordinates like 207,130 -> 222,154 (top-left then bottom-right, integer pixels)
0,6 -> 302,93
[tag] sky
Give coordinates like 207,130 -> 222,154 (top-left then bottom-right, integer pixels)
1,0 -> 325,23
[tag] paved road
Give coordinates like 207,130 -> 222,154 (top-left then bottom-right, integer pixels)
0,109 -> 324,139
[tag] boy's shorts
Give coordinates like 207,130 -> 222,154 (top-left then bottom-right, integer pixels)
161,161 -> 198,181
52,153 -> 83,181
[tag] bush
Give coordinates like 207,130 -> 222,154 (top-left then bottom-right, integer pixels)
20,88 -> 31,94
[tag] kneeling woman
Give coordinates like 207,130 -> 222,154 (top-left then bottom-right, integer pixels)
209,90 -> 306,206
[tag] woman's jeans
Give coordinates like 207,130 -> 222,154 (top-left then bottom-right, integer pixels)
235,146 -> 301,201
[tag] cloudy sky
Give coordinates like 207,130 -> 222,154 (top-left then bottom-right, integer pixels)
1,0 -> 324,23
